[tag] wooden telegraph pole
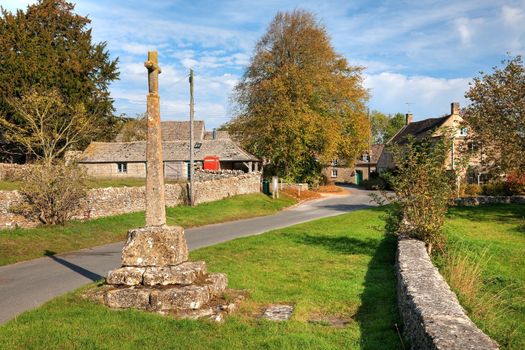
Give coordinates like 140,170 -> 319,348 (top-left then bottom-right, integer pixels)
189,69 -> 195,206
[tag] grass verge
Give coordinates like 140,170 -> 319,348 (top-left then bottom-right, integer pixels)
0,178 -> 185,190
0,207 -> 402,350
435,204 -> 525,350
0,193 -> 295,266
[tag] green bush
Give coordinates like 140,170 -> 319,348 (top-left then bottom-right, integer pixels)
481,182 -> 509,196
374,135 -> 454,254
361,177 -> 386,190
463,184 -> 482,197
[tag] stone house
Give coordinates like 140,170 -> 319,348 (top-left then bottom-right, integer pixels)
78,121 -> 261,180
322,144 -> 385,185
377,102 -> 483,183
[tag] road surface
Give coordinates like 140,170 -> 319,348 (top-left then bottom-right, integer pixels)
0,186 -> 376,324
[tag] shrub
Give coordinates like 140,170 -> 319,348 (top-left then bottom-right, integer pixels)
361,177 -> 386,190
374,135 -> 455,254
463,184 -> 482,197
481,181 -> 509,196
505,171 -> 525,195
12,161 -> 88,225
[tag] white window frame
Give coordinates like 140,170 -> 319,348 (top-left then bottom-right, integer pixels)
117,162 -> 128,173
331,169 -> 338,178
459,127 -> 468,136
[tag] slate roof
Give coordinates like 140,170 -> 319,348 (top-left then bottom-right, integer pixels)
388,116 -> 450,145
78,139 -> 259,163
355,144 -> 385,165
114,121 -> 205,142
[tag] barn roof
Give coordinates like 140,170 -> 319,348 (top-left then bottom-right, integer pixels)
78,139 -> 259,163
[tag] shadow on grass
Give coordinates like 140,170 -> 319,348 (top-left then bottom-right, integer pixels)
355,235 -> 405,350
448,204 -> 525,226
294,234 -> 380,256
292,230 -> 403,349
44,250 -> 103,281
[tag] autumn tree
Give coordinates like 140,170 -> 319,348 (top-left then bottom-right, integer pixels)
0,0 -> 119,162
369,111 -> 405,144
228,10 -> 369,183
118,113 -> 147,142
463,55 -> 525,174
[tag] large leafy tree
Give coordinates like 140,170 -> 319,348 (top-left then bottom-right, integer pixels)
0,0 -> 119,162
228,10 -> 369,183
369,111 -> 405,144
463,55 -> 525,174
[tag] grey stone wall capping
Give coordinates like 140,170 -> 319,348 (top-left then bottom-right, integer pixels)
455,195 -> 525,206
396,238 -> 499,350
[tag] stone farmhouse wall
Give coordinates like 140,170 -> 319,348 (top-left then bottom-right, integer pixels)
0,163 -> 30,181
0,173 -> 261,229
397,238 -> 499,350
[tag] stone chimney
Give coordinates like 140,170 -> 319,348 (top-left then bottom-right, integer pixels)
451,102 -> 460,115
405,113 -> 413,125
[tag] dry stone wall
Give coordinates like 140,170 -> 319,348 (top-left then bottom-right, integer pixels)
0,173 -> 261,229
455,195 -> 525,206
397,238 -> 499,350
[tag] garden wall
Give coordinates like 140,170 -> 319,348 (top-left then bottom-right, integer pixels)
455,195 -> 525,206
396,238 -> 499,350
0,172 -> 261,229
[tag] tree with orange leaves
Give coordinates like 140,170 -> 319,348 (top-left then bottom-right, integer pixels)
228,10 -> 369,184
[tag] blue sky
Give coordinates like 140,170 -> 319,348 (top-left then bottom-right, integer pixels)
3,0 -> 525,127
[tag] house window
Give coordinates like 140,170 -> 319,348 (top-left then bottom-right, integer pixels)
362,154 -> 370,162
331,159 -> 338,166
459,127 -> 468,136
331,169 -> 338,178
117,162 -> 128,173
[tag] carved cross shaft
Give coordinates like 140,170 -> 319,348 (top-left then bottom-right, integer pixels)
144,51 -> 162,94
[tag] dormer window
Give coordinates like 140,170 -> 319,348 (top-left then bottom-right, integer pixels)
459,127 -> 468,136
331,159 -> 338,166
362,154 -> 370,162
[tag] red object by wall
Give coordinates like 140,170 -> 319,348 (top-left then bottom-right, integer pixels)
203,156 -> 220,170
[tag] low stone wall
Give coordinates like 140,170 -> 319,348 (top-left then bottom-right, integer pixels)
396,238 -> 499,350
0,163 -> 30,181
0,173 -> 261,229
455,195 -> 525,206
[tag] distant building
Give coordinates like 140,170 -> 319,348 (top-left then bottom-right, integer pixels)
377,102 -> 484,183
77,121 -> 260,179
322,144 -> 385,185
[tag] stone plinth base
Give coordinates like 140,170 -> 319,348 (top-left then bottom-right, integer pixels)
92,225 -> 240,321
121,225 -> 188,266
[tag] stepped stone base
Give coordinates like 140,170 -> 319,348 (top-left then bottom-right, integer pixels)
92,225 -> 240,321
121,225 -> 188,266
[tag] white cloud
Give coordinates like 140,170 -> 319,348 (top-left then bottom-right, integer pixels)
364,73 -> 470,119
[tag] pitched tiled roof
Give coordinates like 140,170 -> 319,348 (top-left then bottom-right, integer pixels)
78,139 -> 259,163
389,116 -> 450,145
355,144 -> 385,165
203,130 -> 230,140
114,121 -> 205,142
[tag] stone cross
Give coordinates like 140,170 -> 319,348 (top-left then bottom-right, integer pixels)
144,51 -> 166,226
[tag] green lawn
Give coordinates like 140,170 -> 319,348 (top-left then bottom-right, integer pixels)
438,204 -> 525,350
0,180 -> 22,191
0,193 -> 295,266
0,178 -> 185,190
0,208 -> 402,350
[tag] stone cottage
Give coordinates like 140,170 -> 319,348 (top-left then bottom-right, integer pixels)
322,144 -> 385,185
377,102 -> 483,183
78,121 -> 261,180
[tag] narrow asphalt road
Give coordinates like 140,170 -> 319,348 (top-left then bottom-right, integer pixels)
0,186 -> 376,324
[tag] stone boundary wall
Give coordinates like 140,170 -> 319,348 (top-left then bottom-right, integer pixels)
455,195 -> 525,206
396,238 -> 499,350
0,163 -> 30,181
0,173 -> 261,229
